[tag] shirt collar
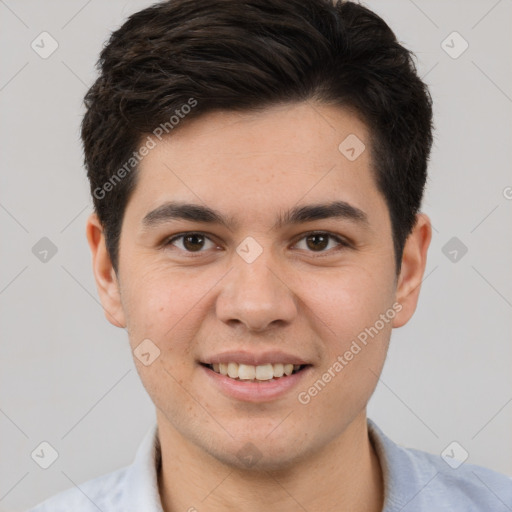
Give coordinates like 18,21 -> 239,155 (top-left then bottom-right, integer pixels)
122,422 -> 164,512
367,417 -> 434,511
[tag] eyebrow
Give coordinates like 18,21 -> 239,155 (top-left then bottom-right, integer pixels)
141,200 -> 369,232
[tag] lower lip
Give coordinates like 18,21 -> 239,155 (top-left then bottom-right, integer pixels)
200,364 -> 311,403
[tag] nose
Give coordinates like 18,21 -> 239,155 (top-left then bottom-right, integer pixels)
215,249 -> 298,333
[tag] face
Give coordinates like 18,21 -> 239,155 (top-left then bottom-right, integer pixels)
88,101 -> 430,471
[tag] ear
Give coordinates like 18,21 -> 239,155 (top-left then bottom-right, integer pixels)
85,212 -> 126,328
392,213 -> 432,328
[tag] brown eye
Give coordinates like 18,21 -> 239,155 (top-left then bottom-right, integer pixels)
182,234 -> 205,251
165,232 -> 216,253
294,232 -> 349,254
305,233 -> 329,251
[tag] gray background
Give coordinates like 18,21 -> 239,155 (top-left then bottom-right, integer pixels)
1,0 -> 511,510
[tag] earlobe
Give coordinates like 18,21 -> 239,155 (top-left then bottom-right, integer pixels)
392,213 -> 432,328
85,213 -> 126,329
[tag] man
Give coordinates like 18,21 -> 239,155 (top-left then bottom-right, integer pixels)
28,0 -> 512,510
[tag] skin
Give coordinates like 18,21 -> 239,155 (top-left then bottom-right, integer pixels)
86,101 -> 431,512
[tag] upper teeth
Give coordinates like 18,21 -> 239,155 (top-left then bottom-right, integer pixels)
211,362 -> 301,380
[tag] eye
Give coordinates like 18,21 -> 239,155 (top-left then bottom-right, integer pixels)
165,232 -> 217,253
293,231 -> 350,255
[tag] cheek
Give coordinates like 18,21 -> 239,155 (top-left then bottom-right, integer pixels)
301,266 -> 394,406
121,265 -> 215,350
122,268 -> 205,409
303,263 -> 395,347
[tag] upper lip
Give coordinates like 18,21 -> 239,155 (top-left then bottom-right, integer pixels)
201,350 -> 310,366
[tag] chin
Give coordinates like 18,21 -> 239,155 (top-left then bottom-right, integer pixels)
202,431 -> 312,473
216,446 -> 303,473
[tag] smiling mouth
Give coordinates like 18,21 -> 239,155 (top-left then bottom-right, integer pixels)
201,362 -> 310,381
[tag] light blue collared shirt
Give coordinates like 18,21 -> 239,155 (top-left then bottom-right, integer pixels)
26,418 -> 512,511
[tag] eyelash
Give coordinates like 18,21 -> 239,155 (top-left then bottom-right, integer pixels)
162,231 -> 351,257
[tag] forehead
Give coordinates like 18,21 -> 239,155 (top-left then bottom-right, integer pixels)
125,102 -> 387,227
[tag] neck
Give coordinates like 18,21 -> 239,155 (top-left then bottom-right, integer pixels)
157,411 -> 384,512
